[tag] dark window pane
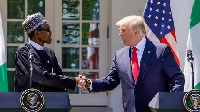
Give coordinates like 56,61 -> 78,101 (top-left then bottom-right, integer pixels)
7,46 -> 18,68
62,23 -> 80,45
7,71 -> 15,92
82,47 -> 99,69
28,0 -> 45,15
63,72 -> 79,94
82,23 -> 99,45
82,0 -> 99,20
7,0 -> 25,19
62,47 -> 79,69
7,22 -> 24,43
62,0 -> 80,20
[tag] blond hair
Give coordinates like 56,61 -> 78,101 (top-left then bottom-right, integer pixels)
115,15 -> 146,36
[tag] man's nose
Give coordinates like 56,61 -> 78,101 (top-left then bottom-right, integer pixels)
49,31 -> 52,35
119,31 -> 123,36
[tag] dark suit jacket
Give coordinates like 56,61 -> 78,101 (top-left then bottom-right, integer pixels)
15,43 -> 76,92
91,40 -> 185,112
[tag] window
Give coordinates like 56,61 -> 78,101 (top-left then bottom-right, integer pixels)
2,0 -> 109,106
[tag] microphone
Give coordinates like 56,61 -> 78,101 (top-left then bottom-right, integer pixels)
28,52 -> 35,62
187,50 -> 194,63
28,52 -> 35,88
187,50 -> 195,89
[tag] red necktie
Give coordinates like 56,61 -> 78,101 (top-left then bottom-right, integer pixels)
131,47 -> 139,82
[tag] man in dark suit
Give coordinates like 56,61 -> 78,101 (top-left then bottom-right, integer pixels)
78,15 -> 185,112
14,12 -> 86,92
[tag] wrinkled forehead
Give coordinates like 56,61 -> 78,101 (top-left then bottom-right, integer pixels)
119,24 -> 130,30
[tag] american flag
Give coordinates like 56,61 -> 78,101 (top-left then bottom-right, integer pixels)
87,0 -> 99,79
143,0 -> 180,67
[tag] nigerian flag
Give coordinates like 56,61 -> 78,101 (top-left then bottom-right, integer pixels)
0,11 -> 8,92
184,0 -> 200,91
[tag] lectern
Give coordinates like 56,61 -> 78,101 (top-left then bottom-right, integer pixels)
0,92 -> 71,112
148,92 -> 187,112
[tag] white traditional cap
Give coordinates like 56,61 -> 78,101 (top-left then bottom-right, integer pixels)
22,12 -> 47,34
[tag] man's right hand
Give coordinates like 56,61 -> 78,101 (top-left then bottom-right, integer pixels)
75,75 -> 91,88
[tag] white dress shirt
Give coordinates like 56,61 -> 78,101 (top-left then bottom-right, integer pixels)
28,39 -> 43,50
133,37 -> 146,67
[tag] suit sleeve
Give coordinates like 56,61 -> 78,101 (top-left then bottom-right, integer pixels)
91,52 -> 120,92
161,46 -> 185,92
15,46 -> 76,90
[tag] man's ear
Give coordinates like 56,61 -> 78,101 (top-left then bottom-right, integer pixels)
135,29 -> 140,34
135,30 -> 138,34
35,30 -> 39,35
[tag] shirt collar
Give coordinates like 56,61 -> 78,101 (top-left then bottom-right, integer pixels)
135,36 -> 146,52
28,39 -> 43,50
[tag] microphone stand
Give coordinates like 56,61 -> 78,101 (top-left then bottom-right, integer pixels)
187,50 -> 194,89
28,53 -> 34,88
191,63 -> 194,89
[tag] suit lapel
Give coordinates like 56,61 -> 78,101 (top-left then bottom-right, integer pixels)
136,40 -> 155,84
124,46 -> 135,84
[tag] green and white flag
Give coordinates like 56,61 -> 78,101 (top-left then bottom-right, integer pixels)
0,11 -> 8,92
184,0 -> 200,91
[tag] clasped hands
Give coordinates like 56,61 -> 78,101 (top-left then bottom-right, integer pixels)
75,75 -> 91,88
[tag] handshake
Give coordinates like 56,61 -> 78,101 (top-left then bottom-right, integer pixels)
75,75 -> 91,88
